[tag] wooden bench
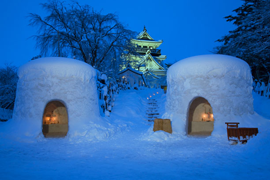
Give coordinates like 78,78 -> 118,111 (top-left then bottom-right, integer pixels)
225,122 -> 258,144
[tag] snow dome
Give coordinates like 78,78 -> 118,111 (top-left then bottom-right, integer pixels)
166,54 -> 254,136
12,57 -> 100,138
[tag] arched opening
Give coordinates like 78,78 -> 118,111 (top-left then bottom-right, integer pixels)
42,100 -> 68,138
187,97 -> 214,136
122,76 -> 127,83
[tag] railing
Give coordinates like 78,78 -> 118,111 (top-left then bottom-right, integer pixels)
136,48 -> 161,55
0,108 -> 13,121
254,81 -> 270,97
98,84 -> 117,117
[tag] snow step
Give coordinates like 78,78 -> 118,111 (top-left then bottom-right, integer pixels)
146,98 -> 160,123
148,116 -> 158,119
146,114 -> 160,117
146,110 -> 158,112
146,113 -> 159,115
148,116 -> 157,118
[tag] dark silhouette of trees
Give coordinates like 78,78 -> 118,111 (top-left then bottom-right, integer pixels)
215,0 -> 270,82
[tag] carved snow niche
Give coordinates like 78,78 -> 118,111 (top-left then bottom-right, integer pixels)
187,97 -> 214,136
42,101 -> 68,138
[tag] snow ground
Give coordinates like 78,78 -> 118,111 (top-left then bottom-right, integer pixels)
0,89 -> 270,180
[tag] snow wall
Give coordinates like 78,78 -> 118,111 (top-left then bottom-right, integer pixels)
165,54 -> 254,135
12,57 -> 101,139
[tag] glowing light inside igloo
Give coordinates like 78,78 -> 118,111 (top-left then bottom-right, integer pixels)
187,97 -> 214,136
42,101 -> 68,137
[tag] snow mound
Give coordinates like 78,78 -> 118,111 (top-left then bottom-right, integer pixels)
10,57 -> 111,141
166,54 -> 254,134
140,127 -> 178,142
143,131 -> 171,142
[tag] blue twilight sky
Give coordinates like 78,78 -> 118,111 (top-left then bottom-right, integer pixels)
0,0 -> 243,67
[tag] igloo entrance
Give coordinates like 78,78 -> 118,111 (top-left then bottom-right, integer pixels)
187,97 -> 214,136
42,101 -> 68,138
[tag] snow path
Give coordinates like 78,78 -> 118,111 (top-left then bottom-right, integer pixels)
0,89 -> 270,179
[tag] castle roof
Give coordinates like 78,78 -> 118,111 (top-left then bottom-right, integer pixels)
118,64 -> 147,85
138,54 -> 165,71
136,26 -> 154,40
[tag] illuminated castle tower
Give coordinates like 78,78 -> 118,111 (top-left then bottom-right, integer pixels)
123,27 -> 167,88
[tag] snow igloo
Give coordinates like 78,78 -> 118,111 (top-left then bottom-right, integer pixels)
12,57 -> 99,138
166,54 -> 254,136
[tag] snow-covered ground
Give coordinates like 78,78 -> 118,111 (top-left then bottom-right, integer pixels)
0,89 -> 270,180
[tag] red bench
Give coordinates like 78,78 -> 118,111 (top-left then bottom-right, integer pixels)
225,122 -> 258,144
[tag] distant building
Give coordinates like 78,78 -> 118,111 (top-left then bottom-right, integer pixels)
118,64 -> 147,89
122,27 -> 167,88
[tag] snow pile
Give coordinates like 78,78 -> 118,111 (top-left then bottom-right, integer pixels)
142,128 -> 171,142
166,54 -> 254,134
10,57 -> 112,141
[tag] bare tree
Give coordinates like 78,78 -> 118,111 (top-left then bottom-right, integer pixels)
29,0 -> 136,73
